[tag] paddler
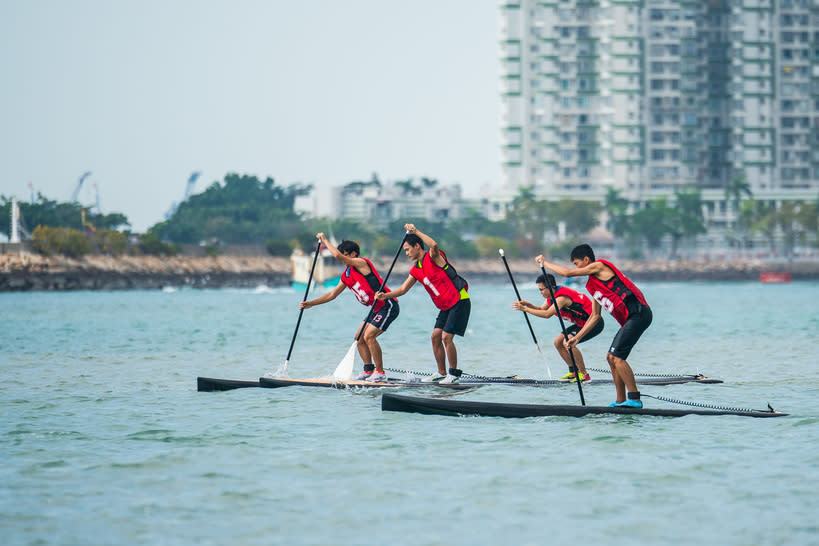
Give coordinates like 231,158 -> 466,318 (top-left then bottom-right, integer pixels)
511,273 -> 604,383
537,244 -> 652,408
300,233 -> 400,381
375,223 -> 470,384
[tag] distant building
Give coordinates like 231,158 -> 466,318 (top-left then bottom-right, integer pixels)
499,0 -> 819,227
335,178 -> 465,228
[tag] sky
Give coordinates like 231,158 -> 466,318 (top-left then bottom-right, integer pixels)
0,1 -> 500,232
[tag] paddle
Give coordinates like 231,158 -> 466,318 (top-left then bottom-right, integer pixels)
277,238 -> 322,376
333,232 -> 409,379
539,264 -> 585,406
499,249 -> 552,379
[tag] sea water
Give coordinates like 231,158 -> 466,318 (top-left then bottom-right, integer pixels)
1,281 -> 818,545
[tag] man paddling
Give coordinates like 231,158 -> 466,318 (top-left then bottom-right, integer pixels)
300,233 -> 400,381
375,224 -> 470,384
511,273 -> 604,383
536,244 -> 652,408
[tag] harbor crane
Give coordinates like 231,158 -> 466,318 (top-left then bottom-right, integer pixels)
70,171 -> 92,202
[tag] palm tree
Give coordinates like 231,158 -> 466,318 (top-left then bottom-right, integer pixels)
724,174 -> 752,230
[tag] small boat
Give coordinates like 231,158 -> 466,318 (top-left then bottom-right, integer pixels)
760,271 -> 792,283
197,373 -> 721,392
291,243 -> 341,292
381,393 -> 788,419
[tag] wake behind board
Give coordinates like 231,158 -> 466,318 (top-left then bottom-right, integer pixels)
258,376 -> 476,390
381,393 -> 787,419
197,377 -> 261,391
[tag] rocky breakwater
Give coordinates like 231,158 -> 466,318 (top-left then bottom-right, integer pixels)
0,253 -> 291,292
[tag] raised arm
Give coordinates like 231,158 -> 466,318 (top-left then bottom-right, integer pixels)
405,223 -> 445,267
317,233 -> 370,273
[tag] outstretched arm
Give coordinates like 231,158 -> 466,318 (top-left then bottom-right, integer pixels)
512,298 -> 557,319
535,255 -> 604,278
375,274 -> 416,300
300,281 -> 345,309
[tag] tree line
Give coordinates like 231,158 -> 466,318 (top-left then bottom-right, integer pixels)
2,172 -> 817,259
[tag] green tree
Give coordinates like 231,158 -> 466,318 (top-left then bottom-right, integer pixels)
149,173 -> 311,244
724,173 -> 752,230
628,198 -> 672,251
603,186 -> 630,238
31,225 -> 92,257
666,187 -> 706,258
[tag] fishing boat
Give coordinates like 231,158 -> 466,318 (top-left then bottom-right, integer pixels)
381,393 -> 787,419
291,243 -> 341,292
759,271 -> 792,283
196,372 -> 721,392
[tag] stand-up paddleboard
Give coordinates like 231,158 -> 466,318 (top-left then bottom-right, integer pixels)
197,377 -> 261,391
258,376 -> 476,390
381,393 -> 787,419
197,373 -> 722,392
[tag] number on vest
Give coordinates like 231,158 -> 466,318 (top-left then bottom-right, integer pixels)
422,277 -> 440,296
592,290 -> 614,313
351,281 -> 370,304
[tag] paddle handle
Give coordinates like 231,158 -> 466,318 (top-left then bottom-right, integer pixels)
356,232 -> 408,341
500,251 -> 539,346
539,264 -> 585,405
285,239 -> 322,362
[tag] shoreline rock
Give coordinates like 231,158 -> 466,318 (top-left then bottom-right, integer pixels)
1,253 -> 817,292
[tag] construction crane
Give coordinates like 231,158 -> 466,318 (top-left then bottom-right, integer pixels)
92,183 -> 101,214
71,171 -> 92,202
184,172 -> 200,201
165,172 -> 201,219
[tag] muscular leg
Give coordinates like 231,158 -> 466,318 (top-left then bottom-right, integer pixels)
441,331 -> 458,370
363,327 -> 385,373
355,322 -> 372,366
431,328 -> 447,375
607,353 -> 638,402
554,334 -> 588,376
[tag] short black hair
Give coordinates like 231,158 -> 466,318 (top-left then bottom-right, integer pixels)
337,240 -> 360,257
404,233 -> 425,249
536,274 -> 556,289
570,243 -> 595,262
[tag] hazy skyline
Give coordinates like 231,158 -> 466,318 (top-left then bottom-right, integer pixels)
0,1 -> 500,232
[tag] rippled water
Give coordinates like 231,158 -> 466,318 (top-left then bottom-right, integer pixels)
2,281 -> 818,545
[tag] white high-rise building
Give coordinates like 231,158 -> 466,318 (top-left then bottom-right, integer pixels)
499,0 -> 819,226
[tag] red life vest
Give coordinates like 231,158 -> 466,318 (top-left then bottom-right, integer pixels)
545,286 -> 593,327
341,257 -> 392,312
585,259 -> 649,326
409,250 -> 468,310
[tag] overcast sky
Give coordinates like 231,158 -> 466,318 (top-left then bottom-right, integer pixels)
0,1 -> 500,232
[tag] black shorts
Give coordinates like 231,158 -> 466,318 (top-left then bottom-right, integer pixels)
566,318 -> 604,343
367,299 -> 399,332
608,305 -> 652,359
434,298 -> 471,337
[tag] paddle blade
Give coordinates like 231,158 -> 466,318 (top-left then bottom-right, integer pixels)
333,342 -> 358,380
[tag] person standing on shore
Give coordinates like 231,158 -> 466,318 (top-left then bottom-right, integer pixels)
300,233 -> 400,381
511,273 -> 604,382
536,244 -> 652,408
375,223 -> 470,384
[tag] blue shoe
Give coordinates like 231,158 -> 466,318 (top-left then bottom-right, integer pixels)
614,399 -> 643,409
608,401 -> 618,407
